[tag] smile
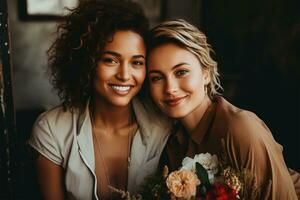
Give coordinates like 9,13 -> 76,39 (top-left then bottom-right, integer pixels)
109,84 -> 132,95
163,96 -> 188,107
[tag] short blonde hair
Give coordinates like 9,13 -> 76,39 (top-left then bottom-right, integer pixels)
148,19 -> 223,98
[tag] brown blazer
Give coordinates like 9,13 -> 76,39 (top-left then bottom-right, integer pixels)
159,96 -> 299,199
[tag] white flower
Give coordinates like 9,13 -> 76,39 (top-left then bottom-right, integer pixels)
194,153 -> 218,170
181,153 -> 219,183
181,157 -> 195,171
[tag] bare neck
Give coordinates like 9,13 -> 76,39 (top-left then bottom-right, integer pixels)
90,98 -> 133,132
181,95 -> 212,133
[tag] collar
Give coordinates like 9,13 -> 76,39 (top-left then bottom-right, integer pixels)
77,99 -> 90,137
132,97 -> 172,145
76,99 -> 95,170
76,97 -> 172,146
175,97 -> 218,145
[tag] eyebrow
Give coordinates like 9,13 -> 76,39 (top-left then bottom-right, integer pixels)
172,62 -> 189,70
102,51 -> 121,57
133,55 -> 145,59
149,62 -> 189,74
102,51 -> 145,59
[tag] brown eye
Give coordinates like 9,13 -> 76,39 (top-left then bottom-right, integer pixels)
132,60 -> 145,66
150,76 -> 163,82
101,57 -> 119,66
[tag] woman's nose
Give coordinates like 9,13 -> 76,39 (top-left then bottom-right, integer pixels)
165,78 -> 178,95
116,62 -> 130,81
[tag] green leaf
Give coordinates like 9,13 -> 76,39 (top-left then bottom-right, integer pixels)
195,162 -> 211,188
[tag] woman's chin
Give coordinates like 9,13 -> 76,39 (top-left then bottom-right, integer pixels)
163,109 -> 187,119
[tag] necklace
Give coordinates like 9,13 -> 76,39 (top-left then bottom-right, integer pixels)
90,109 -> 135,199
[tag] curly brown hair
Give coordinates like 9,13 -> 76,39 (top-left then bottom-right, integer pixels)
48,0 -> 149,110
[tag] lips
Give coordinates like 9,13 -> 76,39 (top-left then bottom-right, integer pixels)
109,84 -> 133,95
163,96 -> 188,107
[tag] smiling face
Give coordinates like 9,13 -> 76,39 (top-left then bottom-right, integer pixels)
148,43 -> 210,118
93,30 -> 146,107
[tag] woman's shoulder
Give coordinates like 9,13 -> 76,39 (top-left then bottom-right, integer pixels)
215,96 -> 264,130
132,98 -> 172,155
29,105 -> 83,165
133,98 -> 172,135
32,105 -> 83,143
214,96 -> 278,149
35,105 -> 80,128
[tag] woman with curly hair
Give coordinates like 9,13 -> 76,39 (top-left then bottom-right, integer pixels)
28,1 -> 171,199
147,19 -> 300,199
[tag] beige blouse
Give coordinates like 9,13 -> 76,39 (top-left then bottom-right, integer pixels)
29,98 -> 171,200
160,96 -> 299,199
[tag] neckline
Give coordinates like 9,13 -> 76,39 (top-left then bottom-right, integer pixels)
175,98 -> 218,145
90,107 -> 136,199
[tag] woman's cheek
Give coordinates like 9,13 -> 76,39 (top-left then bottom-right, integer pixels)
185,71 -> 207,90
150,85 -> 161,102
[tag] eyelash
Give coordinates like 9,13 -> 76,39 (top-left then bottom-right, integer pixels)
101,57 -> 119,65
132,60 -> 144,66
150,76 -> 163,82
100,57 -> 144,67
150,69 -> 189,83
175,70 -> 189,77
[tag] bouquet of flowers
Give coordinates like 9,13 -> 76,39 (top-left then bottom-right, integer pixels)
110,152 -> 257,199
139,153 -> 245,200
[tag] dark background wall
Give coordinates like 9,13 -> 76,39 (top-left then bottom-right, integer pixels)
1,0 -> 299,199
201,0 -> 300,171
165,0 -> 300,171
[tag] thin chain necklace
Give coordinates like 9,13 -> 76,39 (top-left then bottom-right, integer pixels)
90,109 -> 135,199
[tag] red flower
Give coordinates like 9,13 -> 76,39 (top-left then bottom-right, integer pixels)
204,183 -> 238,200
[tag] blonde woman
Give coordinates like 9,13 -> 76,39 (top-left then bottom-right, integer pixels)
147,19 -> 300,199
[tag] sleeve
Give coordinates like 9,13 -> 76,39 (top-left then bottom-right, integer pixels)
289,168 -> 300,198
27,113 -> 63,165
224,111 -> 297,200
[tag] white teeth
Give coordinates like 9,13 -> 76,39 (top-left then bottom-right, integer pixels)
111,85 -> 131,91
